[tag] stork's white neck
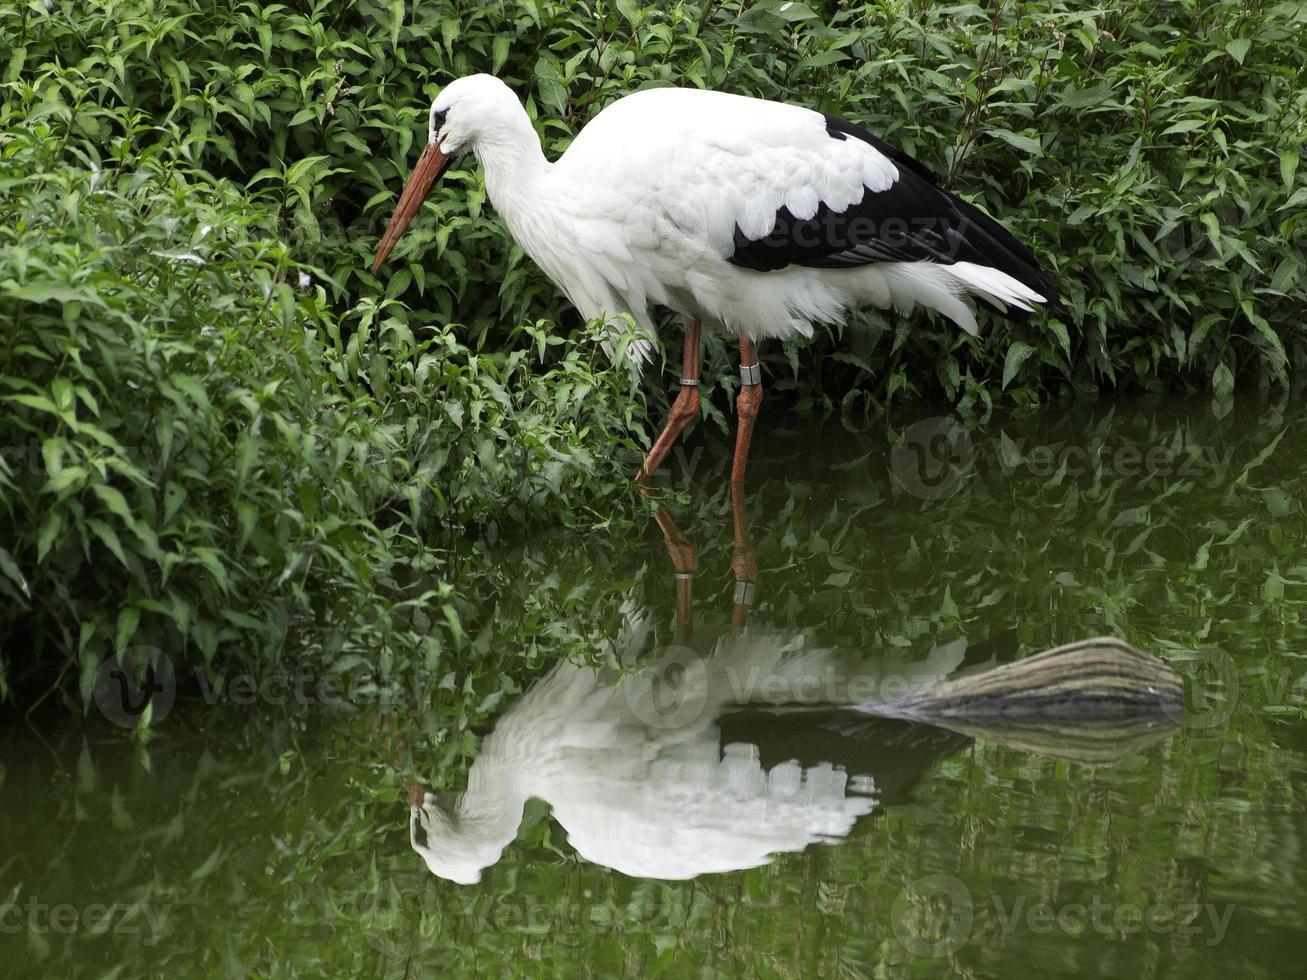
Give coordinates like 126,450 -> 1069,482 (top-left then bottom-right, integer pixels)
456,771 -> 526,844
464,109 -> 571,286
471,112 -> 551,227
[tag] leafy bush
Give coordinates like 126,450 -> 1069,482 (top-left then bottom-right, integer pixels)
0,117 -> 645,705
1,0 -> 1304,705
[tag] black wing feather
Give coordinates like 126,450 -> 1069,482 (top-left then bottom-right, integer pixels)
728,115 -> 1063,315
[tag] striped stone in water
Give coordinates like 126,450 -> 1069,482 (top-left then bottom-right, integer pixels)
865,637 -> 1183,764
879,637 -> 1183,722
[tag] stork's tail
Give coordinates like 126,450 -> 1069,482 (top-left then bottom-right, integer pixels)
944,192 -> 1068,320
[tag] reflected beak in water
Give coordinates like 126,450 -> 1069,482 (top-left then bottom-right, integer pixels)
371,141 -> 453,272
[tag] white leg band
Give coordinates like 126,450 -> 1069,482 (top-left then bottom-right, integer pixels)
739,363 -> 761,386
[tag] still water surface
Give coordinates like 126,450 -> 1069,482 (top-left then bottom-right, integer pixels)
3,396 -> 1305,977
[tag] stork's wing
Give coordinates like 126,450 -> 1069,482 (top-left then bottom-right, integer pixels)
557,87 -> 1062,323
726,115 -> 1061,311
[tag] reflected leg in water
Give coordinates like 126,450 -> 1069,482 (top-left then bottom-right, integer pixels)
731,334 -> 763,484
636,317 -> 702,488
731,479 -> 757,634
653,507 -> 695,639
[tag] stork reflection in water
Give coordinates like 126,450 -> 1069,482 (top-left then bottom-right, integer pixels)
404,489 -> 1181,885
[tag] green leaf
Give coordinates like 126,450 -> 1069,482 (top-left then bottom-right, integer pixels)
1281,150 -> 1300,191
1211,362 -> 1235,397
775,1 -> 818,21
3,45 -> 25,83
615,0 -> 642,26
388,0 -> 404,49
1226,38 -> 1252,64
0,548 -> 29,599
1200,212 -> 1224,257
2,282 -> 98,306
92,483 -> 135,525
42,467 -> 88,496
86,518 -> 129,568
163,483 -> 188,525
115,607 -> 141,653
5,393 -> 61,417
988,129 -> 1043,157
36,511 -> 64,562
190,844 -> 224,881
1002,342 -> 1035,389
492,34 -> 511,74
169,375 -> 211,413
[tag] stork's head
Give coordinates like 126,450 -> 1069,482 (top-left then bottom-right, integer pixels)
371,74 -> 528,272
409,787 -> 517,886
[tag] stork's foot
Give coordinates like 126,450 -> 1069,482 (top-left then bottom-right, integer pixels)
636,383 -> 701,489
635,318 -> 703,490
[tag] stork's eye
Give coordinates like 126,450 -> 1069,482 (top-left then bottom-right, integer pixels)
432,109 -> 447,129
411,813 -> 429,848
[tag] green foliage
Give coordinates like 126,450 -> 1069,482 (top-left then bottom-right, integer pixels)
0,112 -> 645,705
2,0 -> 1305,703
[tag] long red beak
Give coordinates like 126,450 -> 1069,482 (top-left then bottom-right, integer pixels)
371,141 -> 452,272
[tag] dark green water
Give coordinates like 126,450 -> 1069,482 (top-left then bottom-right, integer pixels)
3,395 -> 1306,977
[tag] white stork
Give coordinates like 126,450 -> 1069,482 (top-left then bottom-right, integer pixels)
372,74 -> 1064,484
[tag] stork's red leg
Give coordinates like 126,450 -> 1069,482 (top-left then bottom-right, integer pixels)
636,318 -> 702,488
731,335 -> 763,485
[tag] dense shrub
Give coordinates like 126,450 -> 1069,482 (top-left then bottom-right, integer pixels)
0,118 -> 645,705
1,0 -> 1304,705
